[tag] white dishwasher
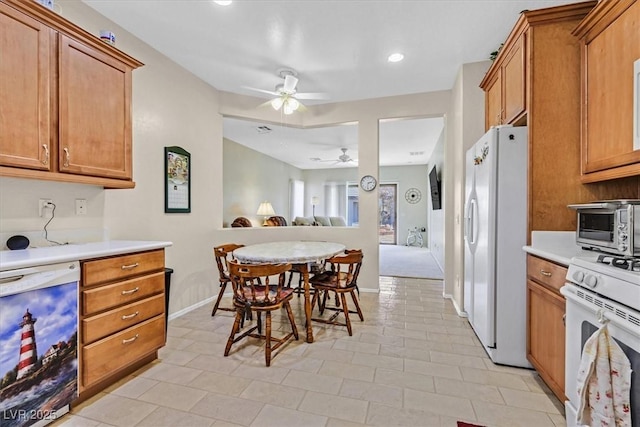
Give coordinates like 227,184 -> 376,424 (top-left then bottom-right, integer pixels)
0,261 -> 80,427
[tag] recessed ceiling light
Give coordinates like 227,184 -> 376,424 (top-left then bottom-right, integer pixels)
213,1 -> 232,5
388,53 -> 404,63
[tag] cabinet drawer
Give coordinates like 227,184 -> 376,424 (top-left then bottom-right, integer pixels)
82,249 -> 164,286
527,255 -> 567,293
82,294 -> 164,343
82,315 -> 165,388
82,271 -> 164,315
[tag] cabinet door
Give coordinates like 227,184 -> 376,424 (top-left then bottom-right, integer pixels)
502,35 -> 526,124
0,3 -> 51,170
485,73 -> 502,130
58,35 -> 132,180
527,279 -> 565,400
581,0 -> 640,178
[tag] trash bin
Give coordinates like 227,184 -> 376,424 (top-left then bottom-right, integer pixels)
164,268 -> 173,334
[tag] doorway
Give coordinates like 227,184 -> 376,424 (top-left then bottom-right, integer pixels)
378,183 -> 397,244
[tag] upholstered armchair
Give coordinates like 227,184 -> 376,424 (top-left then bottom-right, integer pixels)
265,216 -> 287,226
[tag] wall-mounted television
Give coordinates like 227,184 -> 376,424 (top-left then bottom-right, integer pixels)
428,165 -> 442,210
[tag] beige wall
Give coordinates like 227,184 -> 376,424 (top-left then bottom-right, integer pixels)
223,139 -> 304,227
444,61 -> 490,314
0,1 -> 489,317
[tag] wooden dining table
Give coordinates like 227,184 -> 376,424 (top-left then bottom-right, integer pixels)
233,241 -> 345,343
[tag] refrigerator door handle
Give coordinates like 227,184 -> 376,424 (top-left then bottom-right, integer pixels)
469,198 -> 477,245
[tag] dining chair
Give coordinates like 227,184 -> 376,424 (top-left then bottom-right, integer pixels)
212,243 -> 244,316
309,249 -> 364,336
286,261 -> 325,297
224,260 -> 298,366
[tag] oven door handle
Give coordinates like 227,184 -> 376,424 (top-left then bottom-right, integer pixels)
561,285 -> 640,336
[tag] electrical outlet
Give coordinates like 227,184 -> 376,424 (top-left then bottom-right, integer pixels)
39,199 -> 53,217
75,199 -> 87,215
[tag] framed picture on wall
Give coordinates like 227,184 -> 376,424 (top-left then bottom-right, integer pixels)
165,146 -> 191,213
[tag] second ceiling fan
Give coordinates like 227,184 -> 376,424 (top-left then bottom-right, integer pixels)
312,148 -> 357,165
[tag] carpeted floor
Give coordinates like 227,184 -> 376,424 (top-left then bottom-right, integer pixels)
379,244 -> 444,279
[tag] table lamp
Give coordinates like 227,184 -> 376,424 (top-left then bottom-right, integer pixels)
256,201 -> 275,225
311,196 -> 319,217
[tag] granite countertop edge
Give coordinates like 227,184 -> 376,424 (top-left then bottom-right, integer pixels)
0,240 -> 173,271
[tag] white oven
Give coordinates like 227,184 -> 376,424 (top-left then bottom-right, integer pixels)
561,256 -> 640,427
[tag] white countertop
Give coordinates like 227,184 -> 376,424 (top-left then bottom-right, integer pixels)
522,231 -> 593,266
0,240 -> 173,271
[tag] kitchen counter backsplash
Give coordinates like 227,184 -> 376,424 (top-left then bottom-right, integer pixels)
523,230 -> 594,266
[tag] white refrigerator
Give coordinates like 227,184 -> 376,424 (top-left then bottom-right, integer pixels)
464,125 -> 530,368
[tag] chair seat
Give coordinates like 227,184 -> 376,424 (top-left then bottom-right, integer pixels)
310,272 -> 352,290
235,285 -> 294,306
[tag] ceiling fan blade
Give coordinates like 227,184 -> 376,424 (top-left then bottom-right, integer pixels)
283,75 -> 298,93
294,92 -> 330,100
243,85 -> 279,96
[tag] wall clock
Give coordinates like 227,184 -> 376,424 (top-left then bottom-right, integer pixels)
405,188 -> 422,204
360,175 -> 377,191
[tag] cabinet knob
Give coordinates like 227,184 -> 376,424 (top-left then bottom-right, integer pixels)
41,144 -> 49,165
540,270 -> 552,277
63,147 -> 70,167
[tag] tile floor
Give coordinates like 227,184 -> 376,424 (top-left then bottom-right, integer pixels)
57,277 -> 565,427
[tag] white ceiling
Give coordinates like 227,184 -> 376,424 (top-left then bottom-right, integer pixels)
83,0 -> 587,168
223,116 -> 445,169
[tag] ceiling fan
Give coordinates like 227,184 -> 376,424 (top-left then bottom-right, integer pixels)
311,148 -> 357,165
245,69 -> 329,114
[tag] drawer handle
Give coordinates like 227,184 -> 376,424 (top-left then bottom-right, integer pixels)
540,270 -> 552,277
121,311 -> 139,320
562,314 -> 566,327
122,334 -> 139,344
121,262 -> 139,270
121,287 -> 139,295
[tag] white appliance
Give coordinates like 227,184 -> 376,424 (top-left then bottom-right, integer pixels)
562,255 -> 639,427
463,125 -> 530,367
0,262 -> 80,427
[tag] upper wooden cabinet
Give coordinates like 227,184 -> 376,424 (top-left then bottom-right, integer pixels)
573,0 -> 640,183
0,0 -> 142,188
483,34 -> 526,128
0,3 -> 52,171
480,1 -> 639,236
59,35 -> 132,180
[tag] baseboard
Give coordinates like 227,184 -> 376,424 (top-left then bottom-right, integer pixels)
168,286 -> 380,322
444,293 -> 468,317
168,296 -> 215,322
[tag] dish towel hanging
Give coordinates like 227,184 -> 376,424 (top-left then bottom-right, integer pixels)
575,322 -> 632,427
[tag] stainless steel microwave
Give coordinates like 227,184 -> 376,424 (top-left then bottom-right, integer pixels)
568,200 -> 639,258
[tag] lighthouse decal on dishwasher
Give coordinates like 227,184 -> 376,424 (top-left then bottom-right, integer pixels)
16,309 -> 38,380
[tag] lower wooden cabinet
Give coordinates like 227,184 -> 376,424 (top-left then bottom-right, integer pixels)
82,316 -> 165,387
78,249 -> 165,401
526,255 -> 566,401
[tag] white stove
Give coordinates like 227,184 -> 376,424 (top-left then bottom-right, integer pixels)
563,253 -> 640,427
566,254 -> 640,312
